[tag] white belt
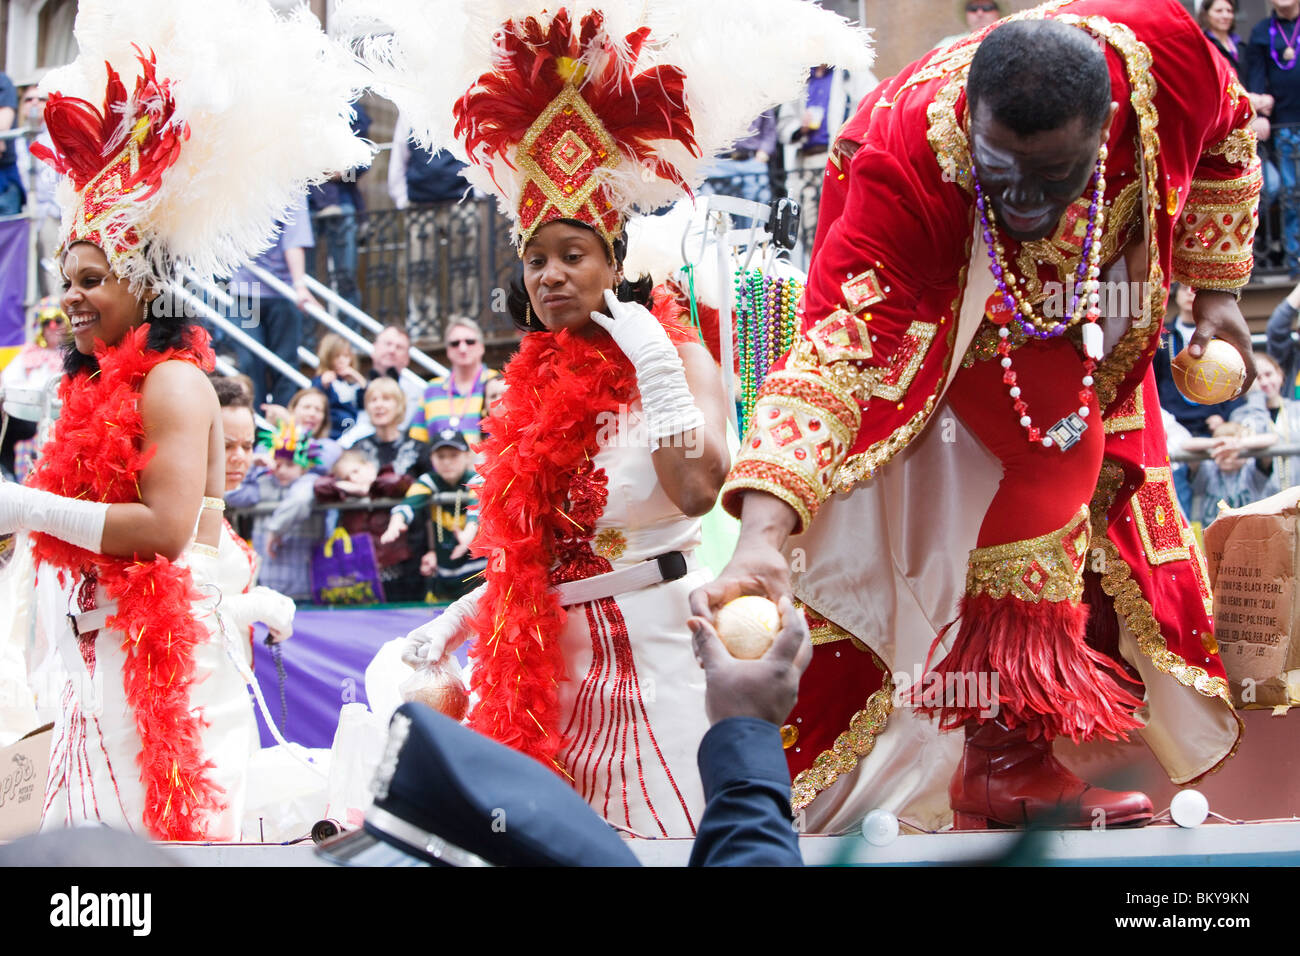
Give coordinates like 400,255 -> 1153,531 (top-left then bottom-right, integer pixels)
553,551 -> 689,607
68,602 -> 118,637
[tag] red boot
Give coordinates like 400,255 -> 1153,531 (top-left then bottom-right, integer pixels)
950,720 -> 1153,830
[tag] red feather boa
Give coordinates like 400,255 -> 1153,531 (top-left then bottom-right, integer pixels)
28,323 -> 225,840
467,315 -> 695,769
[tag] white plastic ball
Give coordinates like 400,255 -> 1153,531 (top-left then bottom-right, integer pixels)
1171,340 -> 1246,404
1170,789 -> 1209,828
861,809 -> 899,846
714,596 -> 781,660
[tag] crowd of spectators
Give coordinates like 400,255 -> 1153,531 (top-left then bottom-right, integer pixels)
215,318 -> 502,607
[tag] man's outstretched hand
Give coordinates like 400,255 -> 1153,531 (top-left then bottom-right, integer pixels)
1189,288 -> 1256,394
689,596 -> 812,727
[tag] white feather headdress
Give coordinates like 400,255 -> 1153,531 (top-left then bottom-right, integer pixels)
344,0 -> 871,249
35,0 -> 374,292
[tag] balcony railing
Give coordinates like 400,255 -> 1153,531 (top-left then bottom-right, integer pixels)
305,167 -> 830,350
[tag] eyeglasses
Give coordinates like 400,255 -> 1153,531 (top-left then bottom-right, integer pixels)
447,338 -> 478,347
966,2 -> 999,11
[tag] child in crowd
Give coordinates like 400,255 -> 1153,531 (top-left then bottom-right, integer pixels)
315,448 -> 424,602
260,386 -> 340,472
380,428 -> 485,601
1190,421 -> 1278,528
226,423 -> 327,601
482,374 -> 507,421
311,333 -> 367,439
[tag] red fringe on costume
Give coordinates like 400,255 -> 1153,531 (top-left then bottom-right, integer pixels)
917,592 -> 1144,743
28,323 -> 225,841
467,312 -> 696,770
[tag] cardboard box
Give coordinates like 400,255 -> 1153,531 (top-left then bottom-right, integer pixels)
0,723 -> 53,840
1205,488 -> 1300,710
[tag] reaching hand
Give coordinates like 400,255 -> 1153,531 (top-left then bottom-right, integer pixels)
1189,290 -> 1256,394
380,515 -> 408,546
689,538 -> 793,624
689,596 -> 812,726
588,289 -> 673,370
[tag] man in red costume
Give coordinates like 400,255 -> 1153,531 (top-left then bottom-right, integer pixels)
694,0 -> 1259,832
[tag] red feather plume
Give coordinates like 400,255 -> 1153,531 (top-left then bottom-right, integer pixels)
31,46 -> 187,199
453,10 -> 699,189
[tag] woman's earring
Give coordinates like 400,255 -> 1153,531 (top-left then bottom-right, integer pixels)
141,300 -> 149,323
525,303 -> 534,329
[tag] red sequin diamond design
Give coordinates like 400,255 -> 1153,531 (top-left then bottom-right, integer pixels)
1021,561 -> 1048,596
770,416 -> 803,447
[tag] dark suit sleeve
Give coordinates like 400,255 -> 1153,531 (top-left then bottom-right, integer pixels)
688,718 -> 803,867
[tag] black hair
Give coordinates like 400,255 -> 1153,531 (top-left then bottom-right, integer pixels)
506,220 -> 654,333
211,375 -> 253,409
966,20 -> 1111,136
62,289 -> 200,378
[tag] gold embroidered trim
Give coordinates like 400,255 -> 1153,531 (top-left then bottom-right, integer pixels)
1171,164 -> 1262,291
791,673 -> 894,814
1130,466 -> 1191,566
892,0 -> 1074,115
1206,127 -> 1258,168
514,83 -> 622,247
1088,461 -> 1232,705
1015,180 -> 1142,305
723,459 -> 821,532
799,602 -> 856,646
807,310 -> 875,363
963,180 -> 1142,369
835,253 -> 969,490
1181,520 -> 1216,618
870,320 -> 938,403
201,495 -> 226,512
966,504 -> 1091,603
928,72 -> 973,193
842,270 -> 887,313
833,395 -> 938,492
1103,386 -> 1144,434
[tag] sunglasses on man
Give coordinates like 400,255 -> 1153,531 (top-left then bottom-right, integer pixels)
967,2 -> 999,11
447,338 -> 478,347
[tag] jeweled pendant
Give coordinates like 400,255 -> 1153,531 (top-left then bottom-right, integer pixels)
1286,45 -> 1296,62
1047,412 -> 1088,452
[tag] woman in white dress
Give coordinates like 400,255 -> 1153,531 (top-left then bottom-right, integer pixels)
0,0 -> 368,840
361,0 -> 867,837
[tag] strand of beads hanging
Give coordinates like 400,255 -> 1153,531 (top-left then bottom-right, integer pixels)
735,267 -> 756,436
974,144 -> 1107,449
734,267 -> 804,438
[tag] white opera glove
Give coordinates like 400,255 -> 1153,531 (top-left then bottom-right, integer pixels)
589,289 -> 705,447
401,583 -> 486,667
0,481 -> 108,553
224,586 -> 297,643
